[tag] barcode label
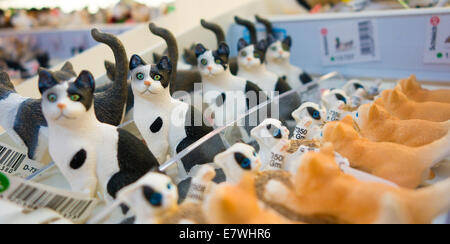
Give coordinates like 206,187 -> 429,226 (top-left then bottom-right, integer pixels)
320,19 -> 379,66
0,175 -> 97,223
0,142 -> 45,179
358,21 -> 375,56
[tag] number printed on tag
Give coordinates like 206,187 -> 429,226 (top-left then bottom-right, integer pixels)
0,175 -> 98,223
424,15 -> 450,65
0,143 -> 46,179
320,19 -> 380,66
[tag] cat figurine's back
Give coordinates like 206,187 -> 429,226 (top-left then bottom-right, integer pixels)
39,69 -> 158,201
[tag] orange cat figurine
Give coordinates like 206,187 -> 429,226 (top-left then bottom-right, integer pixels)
322,116 -> 450,188
374,89 -> 450,122
397,75 -> 450,103
203,173 -> 297,224
356,103 -> 450,147
264,145 -> 450,224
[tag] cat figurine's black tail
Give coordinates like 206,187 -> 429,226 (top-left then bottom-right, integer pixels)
255,15 -> 274,38
234,16 -> 258,45
91,29 -> 129,126
200,19 -> 226,45
149,23 -> 179,83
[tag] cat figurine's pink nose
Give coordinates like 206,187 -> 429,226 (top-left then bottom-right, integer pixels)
144,81 -> 151,86
57,103 -> 66,110
247,58 -> 252,62
207,66 -> 213,71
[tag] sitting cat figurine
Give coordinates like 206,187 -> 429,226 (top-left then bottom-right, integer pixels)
264,144 -> 450,224
291,102 -> 325,140
255,15 -> 313,90
397,75 -> 450,104
129,23 -> 226,177
195,42 -> 269,129
323,116 -> 450,188
204,173 -> 297,224
356,103 -> 450,147
234,17 -> 300,122
117,170 -> 210,224
375,89 -> 450,122
39,69 -> 159,201
0,29 -> 128,161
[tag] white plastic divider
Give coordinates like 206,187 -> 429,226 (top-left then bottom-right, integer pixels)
227,7 -> 450,82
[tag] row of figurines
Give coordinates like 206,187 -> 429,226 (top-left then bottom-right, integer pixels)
111,74 -> 450,224
0,16 -> 443,212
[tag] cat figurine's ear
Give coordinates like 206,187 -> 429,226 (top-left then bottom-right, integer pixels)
282,36 -> 292,50
195,44 -> 207,58
38,68 -> 58,94
75,70 -> 96,92
157,56 -> 173,73
60,62 -> 77,77
256,39 -> 268,52
238,38 -> 248,51
0,72 -> 15,91
217,42 -> 230,58
130,54 -> 147,71
267,34 -> 277,45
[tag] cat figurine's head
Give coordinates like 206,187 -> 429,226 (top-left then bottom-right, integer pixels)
321,89 -> 349,110
0,72 -> 16,98
354,104 -> 391,132
343,80 -> 367,97
251,119 -> 289,150
118,172 -> 178,224
291,102 -> 326,126
237,38 -> 267,70
129,55 -> 173,98
39,69 -> 96,127
195,42 -> 230,77
265,34 -> 292,63
214,143 -> 261,184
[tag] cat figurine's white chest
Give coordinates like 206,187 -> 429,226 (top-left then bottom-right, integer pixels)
237,67 -> 277,95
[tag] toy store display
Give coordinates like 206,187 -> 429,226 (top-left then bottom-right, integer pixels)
1,0 -> 450,225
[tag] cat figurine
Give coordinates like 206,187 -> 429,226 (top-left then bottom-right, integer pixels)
203,173 -> 297,224
397,75 -> 450,104
234,17 -> 301,122
255,15 -> 313,90
0,29 -> 127,161
291,102 -> 325,141
321,89 -> 351,122
356,103 -> 450,147
323,116 -> 450,188
264,144 -> 450,224
194,42 -> 269,129
117,171 -> 209,224
375,89 -> 450,122
129,23 -> 226,178
39,69 -> 159,201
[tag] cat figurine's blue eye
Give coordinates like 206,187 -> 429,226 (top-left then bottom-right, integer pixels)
253,151 -> 257,157
241,51 -> 247,57
273,129 -> 282,138
150,192 -> 162,206
167,183 -> 172,190
356,112 -> 359,118
313,111 -> 320,119
136,73 -> 144,80
47,94 -> 57,103
201,59 -> 208,66
241,158 -> 251,169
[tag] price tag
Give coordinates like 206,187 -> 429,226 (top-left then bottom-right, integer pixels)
320,19 -> 380,66
0,142 -> 46,179
424,15 -> 450,65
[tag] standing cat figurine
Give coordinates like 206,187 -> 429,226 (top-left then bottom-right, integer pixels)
256,15 -> 313,90
0,28 -> 127,161
129,23 -> 226,178
39,69 -> 159,201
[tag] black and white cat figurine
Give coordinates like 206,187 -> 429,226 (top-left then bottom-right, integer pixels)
129,23 -> 226,178
255,15 -> 313,90
39,69 -> 158,201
